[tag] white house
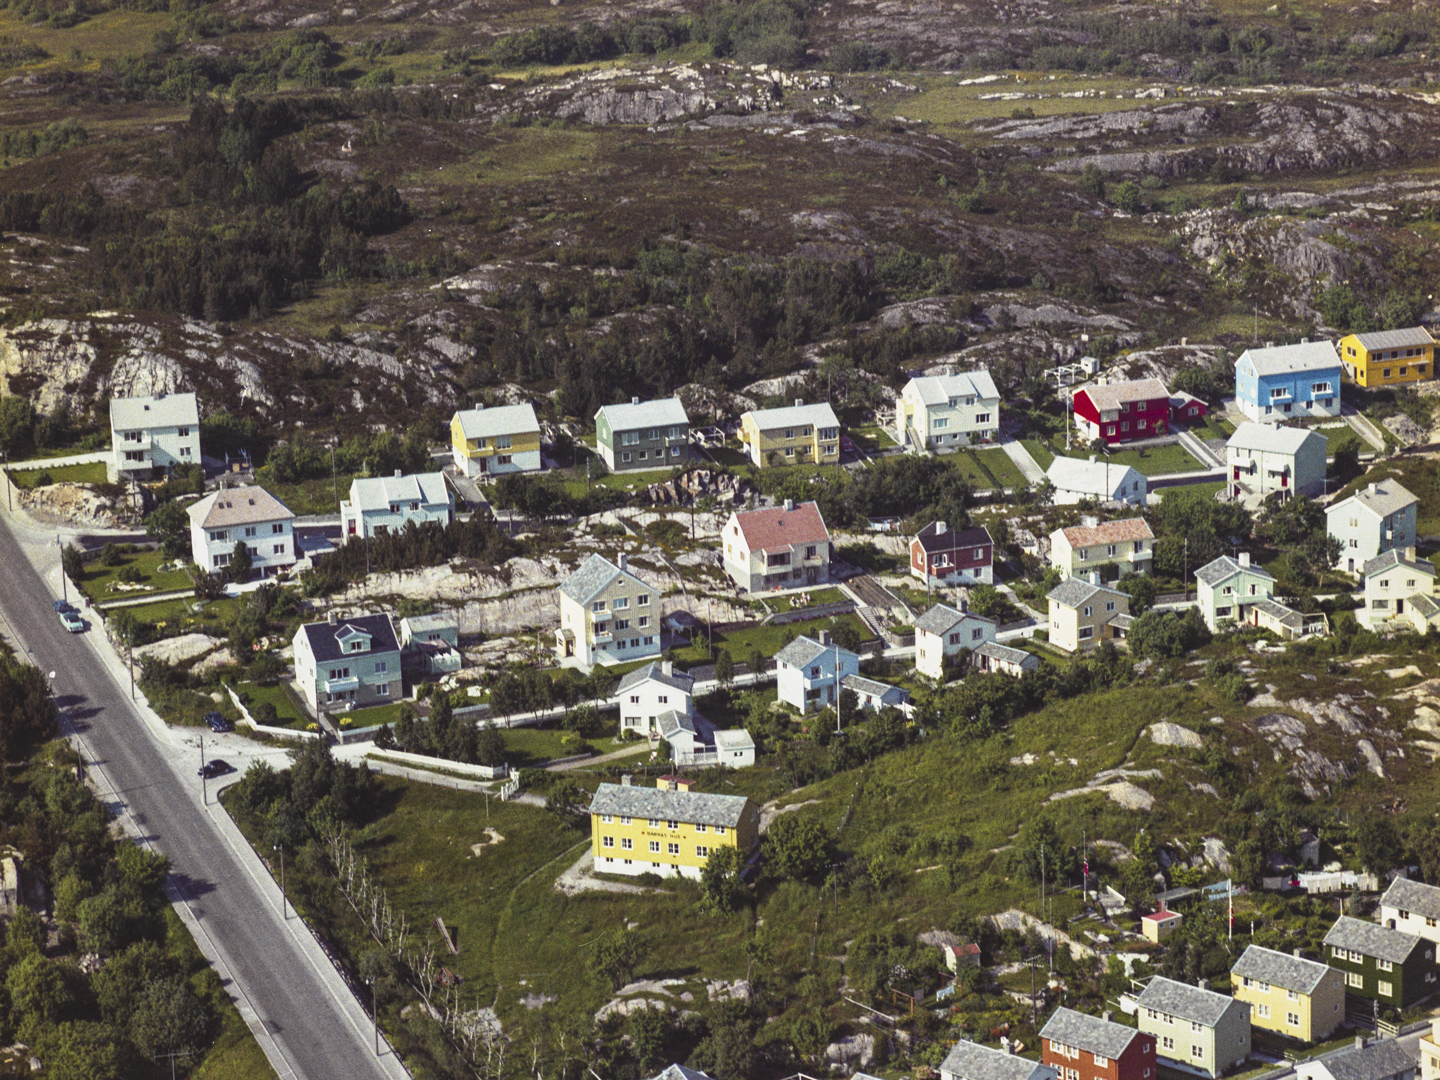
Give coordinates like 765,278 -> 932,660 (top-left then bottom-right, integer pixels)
1136,976 -> 1251,1079
842,674 -> 911,713
1379,877 -> 1440,946
109,391 -> 201,481
1328,480 -> 1419,573
187,485 -> 296,578
1296,1038 -> 1415,1080
774,632 -> 859,712
340,471 -> 454,539
914,602 -> 997,680
1045,456 -> 1148,506
721,500 -> 831,593
896,370 -> 1000,451
1225,423 -> 1327,506
1195,553 -> 1276,631
292,612 -> 403,713
712,729 -> 757,768
616,661 -> 695,736
940,1040 -> 1057,1080
1362,548 -> 1437,628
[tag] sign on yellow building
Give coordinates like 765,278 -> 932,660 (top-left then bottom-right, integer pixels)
589,776 -> 759,880
1339,328 -> 1436,388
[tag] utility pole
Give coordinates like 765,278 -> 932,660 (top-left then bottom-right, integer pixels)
367,976 -> 379,1054
330,443 -> 339,518
58,534 -> 67,603
199,731 -> 206,805
274,843 -> 287,919
3,450 -> 9,512
128,641 -> 134,700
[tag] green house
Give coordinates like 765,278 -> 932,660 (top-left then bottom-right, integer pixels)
1324,915 -> 1438,1009
595,397 -> 690,472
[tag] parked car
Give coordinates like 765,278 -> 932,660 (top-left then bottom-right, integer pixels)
204,712 -> 234,733
198,760 -> 234,779
59,610 -> 84,633
52,600 -> 74,614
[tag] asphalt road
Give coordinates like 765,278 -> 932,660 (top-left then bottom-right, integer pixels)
0,515 -> 403,1080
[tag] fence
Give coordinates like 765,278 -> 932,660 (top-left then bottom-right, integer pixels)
224,685 -> 326,742
769,601 -> 855,625
366,748 -> 509,779
1156,591 -> 1198,605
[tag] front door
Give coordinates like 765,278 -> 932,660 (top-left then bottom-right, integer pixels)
1397,599 -> 1405,615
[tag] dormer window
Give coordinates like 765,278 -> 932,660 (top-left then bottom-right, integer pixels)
348,640 -> 365,653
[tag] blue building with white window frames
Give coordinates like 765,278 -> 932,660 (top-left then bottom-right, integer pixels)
1234,341 -> 1342,423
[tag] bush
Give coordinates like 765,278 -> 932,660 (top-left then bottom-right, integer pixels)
116,565 -> 144,583
31,470 -> 52,486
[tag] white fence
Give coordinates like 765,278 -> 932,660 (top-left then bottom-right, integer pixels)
225,685 -> 326,742
366,748 -> 509,780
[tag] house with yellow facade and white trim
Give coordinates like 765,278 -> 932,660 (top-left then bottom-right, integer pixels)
589,776 -> 760,880
738,399 -> 841,468
1231,944 -> 1345,1043
1339,328 -> 1436,388
450,403 -> 541,478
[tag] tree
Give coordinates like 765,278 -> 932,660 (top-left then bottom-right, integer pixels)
77,887 -> 129,955
589,928 -> 643,990
193,570 -> 224,600
1127,608 -> 1211,661
228,540 -> 253,583
546,776 -> 588,824
764,814 -> 833,883
699,845 -> 745,915
1232,839 -> 1266,890
0,656 -> 58,767
475,723 -> 505,768
714,648 -> 735,690
628,1007 -> 672,1073
1116,572 -> 1157,615
34,1021 -> 131,1080
967,584 -> 1006,619
128,977 -> 210,1061
8,954 -> 74,1029
1355,812 -> 1405,877
0,395 -> 36,457
1411,819 -> 1440,885
61,543 -> 84,586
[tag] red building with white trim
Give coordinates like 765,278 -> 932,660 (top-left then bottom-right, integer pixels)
1073,379 -> 1171,445
910,522 -> 993,586
1042,1007 -> 1157,1080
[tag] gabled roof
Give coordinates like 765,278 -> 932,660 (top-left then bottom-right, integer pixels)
915,603 -> 995,636
617,661 -> 695,695
1251,597 -> 1305,629
348,472 -> 451,513
453,403 -> 540,440
298,613 -> 400,663
775,634 -> 859,669
648,1064 -> 715,1080
1323,915 -> 1423,964
1046,457 -> 1145,498
1330,480 -> 1419,522
842,674 -> 908,700
1055,517 -> 1153,549
1231,945 -> 1332,995
1411,593 -> 1440,619
589,783 -> 749,828
187,485 -> 295,529
741,401 -> 840,432
1040,1007 -> 1141,1060
1226,422 -> 1323,456
399,613 -> 457,635
1362,548 -> 1435,579
558,554 -> 640,605
1047,578 -> 1127,609
1350,327 -> 1435,351
1379,876 -> 1440,921
730,501 -> 830,552
905,370 -> 1000,406
1136,976 -> 1243,1027
1311,1036 -> 1419,1080
1076,378 -> 1170,413
657,710 -> 698,739
596,397 -> 689,432
713,728 -> 755,751
110,391 -> 199,431
1195,555 -> 1275,588
939,1040 -> 1056,1080
1237,340 -> 1341,376
973,641 -> 1036,666
914,521 -> 992,554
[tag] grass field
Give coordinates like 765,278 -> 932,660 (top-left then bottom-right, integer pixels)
1051,440 -> 1206,477
764,586 -> 845,612
257,475 -> 350,517
1186,416 -> 1237,442
1021,437 -> 1056,470
8,460 -> 109,488
339,702 -> 406,729
849,424 -> 898,452
81,549 -> 192,600
975,446 -> 1029,489
234,681 -> 311,728
117,595 -> 245,640
667,612 -> 871,668
499,725 -> 630,768
0,8 -> 174,70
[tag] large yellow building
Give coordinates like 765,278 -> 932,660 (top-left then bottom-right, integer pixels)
450,403 -> 542,478
1339,328 -> 1436,388
1231,944 -> 1345,1043
739,400 -> 841,469
589,776 -> 759,880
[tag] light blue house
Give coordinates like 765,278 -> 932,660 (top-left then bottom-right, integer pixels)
340,471 -> 454,540
1234,341 -> 1342,423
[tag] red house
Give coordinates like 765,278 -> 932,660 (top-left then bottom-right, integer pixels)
910,521 -> 993,586
1169,390 -> 1209,426
1072,379 -> 1170,445
1042,1007 -> 1157,1080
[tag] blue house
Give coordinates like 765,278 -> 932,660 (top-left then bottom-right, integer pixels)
1234,341 -> 1342,423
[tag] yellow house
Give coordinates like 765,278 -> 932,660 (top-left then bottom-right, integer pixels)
1046,578 -> 1129,652
450,403 -> 542,478
1231,944 -> 1345,1043
1339,328 -> 1436,388
589,776 -> 759,880
739,400 -> 841,469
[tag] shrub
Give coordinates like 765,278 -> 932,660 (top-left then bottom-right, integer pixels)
31,470 -> 52,486
116,565 -> 144,583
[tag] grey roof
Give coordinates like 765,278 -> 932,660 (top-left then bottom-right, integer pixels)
558,553 -> 635,605
110,391 -> 199,431
713,728 -> 755,751
1331,481 -> 1419,522
453,403 -> 539,440
589,782 -> 749,828
297,613 -> 400,664
1136,976 -> 1244,1027
1046,456 -> 1145,498
1227,422 -> 1324,456
1232,945 -> 1332,995
906,370 -> 1000,406
1195,555 -> 1275,588
1412,593 -> 1440,619
1380,877 -> 1440,921
774,635 -> 858,669
1040,1007 -> 1141,1060
1311,1036 -> 1418,1080
1110,612 -> 1136,630
973,641 -> 1037,667
939,1040 -> 1056,1080
915,603 -> 995,636
617,661 -> 695,695
842,674 -> 908,701
1351,327 -> 1435,351
348,471 -> 451,513
1363,548 -> 1435,579
1079,378 -> 1171,414
742,401 -> 840,432
657,710 -> 698,739
596,397 -> 689,433
399,613 -> 457,635
648,1066 -> 714,1080
1251,597 -> 1304,628
1237,340 -> 1341,376
1323,915 -> 1422,964
1047,578 -> 1127,609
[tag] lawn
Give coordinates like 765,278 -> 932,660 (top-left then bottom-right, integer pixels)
849,424 -> 898,452
699,444 -> 751,469
1020,438 -> 1056,470
1186,416 -> 1236,442
117,595 -> 245,640
234,681 -> 311,728
1051,440 -> 1206,477
8,460 -> 109,488
338,702 -> 406,729
667,612 -> 872,668
256,475 -> 351,517
498,725 -> 630,768
975,447 -> 1029,490
764,586 -> 846,612
82,549 -> 192,601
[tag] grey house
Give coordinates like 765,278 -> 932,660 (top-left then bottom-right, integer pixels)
293,613 -> 403,713
595,397 -> 690,472
1136,976 -> 1251,1078
940,1039 -> 1057,1080
1296,1037 -> 1416,1080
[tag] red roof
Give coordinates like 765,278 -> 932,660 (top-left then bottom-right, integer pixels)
732,501 -> 830,552
1143,910 -> 1183,922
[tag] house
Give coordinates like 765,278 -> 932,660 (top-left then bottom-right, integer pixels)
1041,1007 -> 1157,1080
555,553 -> 661,667
1247,598 -> 1328,641
1049,518 -> 1154,581
914,602 -> 997,680
841,674 -> 910,713
711,729 -> 757,768
1339,327 -> 1436,388
910,521 -> 994,586
658,713 -> 704,761
1379,877 -> 1440,946
1232,945 -> 1345,1042
738,399 -> 841,468
1226,423 -> 1327,506
774,631 -> 860,712
1171,390 -> 1210,426
1361,548 -> 1437,628
1234,341 -> 1342,423
340,471 -> 453,539
1323,915 -> 1438,1009
292,612 -> 403,713
1420,1020 -> 1440,1080
595,396 -> 691,472
588,775 -> 759,880
450,403 -> 542,478
1328,481 -> 1420,573
1046,456 -> 1148,507
971,641 -> 1039,677
721,499 -> 831,593
1047,578 -> 1130,653
896,370 -> 1001,451
109,391 -> 201,482
1195,554 -> 1276,631
187,485 -> 296,578
398,614 -> 462,676
944,942 -> 983,971
617,661 -> 695,736
1297,1037 -> 1417,1080
940,1039 -> 1058,1080
1136,976 -> 1251,1079
1073,379 -> 1171,444
647,1066 -> 716,1080
1142,910 -> 1183,943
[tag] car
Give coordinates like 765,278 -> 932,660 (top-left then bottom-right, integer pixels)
52,599 -> 74,614
204,712 -> 234,733
198,759 -> 235,780
59,610 -> 84,633
839,435 -> 858,454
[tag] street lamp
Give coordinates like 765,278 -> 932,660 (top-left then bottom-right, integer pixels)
366,976 -> 379,1055
274,843 -> 287,919
57,534 -> 67,604
199,731 -> 205,806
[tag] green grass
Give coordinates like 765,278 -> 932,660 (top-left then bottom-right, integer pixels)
667,613 -> 871,668
8,460 -> 109,488
256,475 -> 350,517
1021,438 -> 1056,470
700,445 -> 751,469
1052,440 -> 1206,477
81,549 -> 192,600
115,595 -> 245,639
234,681 -> 310,728
1187,416 -> 1237,442
974,446 -> 1029,489
0,7 -> 175,69
765,586 -> 845,611
499,725 -> 630,768
849,424 -> 898,451
338,702 -> 406,729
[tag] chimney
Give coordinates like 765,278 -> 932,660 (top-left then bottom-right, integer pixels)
327,611 -> 338,625
783,499 -> 794,512
474,402 -> 485,410
1180,337 -> 1187,347
631,396 -> 639,405
1196,978 -> 1208,991
1355,1036 -> 1367,1050
936,520 -> 947,535
1407,546 -> 1417,562
794,398 -> 804,408
959,598 -> 968,613
818,629 -> 831,645
1368,482 -> 1378,496
618,552 -> 627,572
1300,337 -> 1309,344
1089,454 -> 1098,463
620,774 -> 633,786
395,469 -> 402,477
661,660 -> 673,677
1102,1010 -> 1113,1023
1294,948 -> 1304,959
1239,552 -> 1251,568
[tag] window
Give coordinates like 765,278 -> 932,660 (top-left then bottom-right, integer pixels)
1270,388 -> 1287,399
1093,1055 -> 1108,1068
976,413 -> 991,423
667,820 -> 679,830
1378,980 -> 1393,997
1253,980 -> 1270,993
649,841 -> 661,853
1082,605 -> 1093,617
1191,1022 -> 1203,1033
1376,959 -> 1393,972
647,818 -> 660,827
273,543 -> 286,556
667,843 -> 679,855
496,455 -> 512,465
972,628 -> 984,641
1255,1004 -> 1270,1019
805,545 -> 817,558
1162,1037 -> 1174,1051
613,597 -> 628,610
657,695 -> 667,705
784,446 -> 795,457
495,435 -> 512,450
1286,989 -> 1298,1001
1192,1046 -> 1204,1059
621,452 -> 631,463
243,526 -> 257,538
592,600 -> 606,612
1107,544 -> 1118,556
375,661 -> 387,674
621,838 -> 633,850
1287,1013 -> 1300,1027
638,594 -> 650,605
1105,601 -> 1116,612
600,814 -> 613,824
695,823 -> 706,833
1346,972 -> 1364,989
696,845 -> 709,858
715,826 -> 726,835
949,632 -> 961,646
272,523 -> 284,534
349,640 -> 365,653
180,446 -> 192,457
934,417 -> 949,429
602,836 -> 614,848
1078,627 -> 1095,640
629,695 -> 640,705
